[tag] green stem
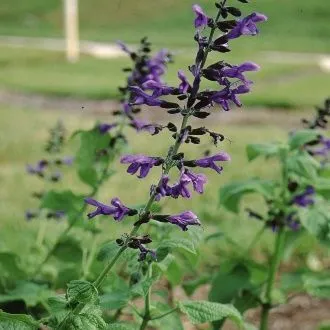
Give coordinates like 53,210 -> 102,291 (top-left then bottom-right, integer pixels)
36,219 -> 48,247
244,225 -> 266,256
259,226 -> 286,330
151,307 -> 178,321
139,266 -> 152,330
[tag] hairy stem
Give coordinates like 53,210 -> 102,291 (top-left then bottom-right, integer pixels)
259,226 -> 286,330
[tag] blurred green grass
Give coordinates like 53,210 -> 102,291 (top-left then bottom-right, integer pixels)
0,45 -> 329,108
1,0 -> 330,52
0,105 -> 320,265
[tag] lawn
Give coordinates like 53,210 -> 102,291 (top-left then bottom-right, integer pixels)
0,105 -> 320,266
1,0 -> 330,52
0,45 -> 329,108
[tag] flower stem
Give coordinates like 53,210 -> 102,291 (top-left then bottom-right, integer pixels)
259,226 -> 286,330
139,265 -> 152,330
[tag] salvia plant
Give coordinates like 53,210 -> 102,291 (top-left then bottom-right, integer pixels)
216,97 -> 330,329
25,0 -> 269,329
5,2 -> 329,330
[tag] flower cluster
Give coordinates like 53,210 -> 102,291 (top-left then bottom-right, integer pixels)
85,2 -> 266,260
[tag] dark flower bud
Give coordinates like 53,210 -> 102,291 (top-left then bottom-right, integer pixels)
116,238 -> 124,246
210,43 -> 231,53
128,209 -> 138,216
122,67 -> 132,72
194,98 -> 212,110
132,108 -> 141,114
226,6 -> 242,17
217,20 -> 237,32
287,181 -> 299,192
167,108 -> 181,114
213,35 -> 228,46
190,127 -> 207,135
172,152 -> 185,160
167,122 -> 177,132
245,208 -> 263,220
207,18 -> 215,28
193,111 -> 210,119
113,110 -> 122,116
183,160 -> 196,167
196,49 -> 205,65
189,136 -> 201,144
220,7 -> 228,18
237,0 -> 249,3
178,94 -> 188,100
160,101 -> 180,109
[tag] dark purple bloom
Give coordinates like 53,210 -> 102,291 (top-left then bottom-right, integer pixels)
130,118 -> 161,135
145,49 -> 171,83
120,154 -> 162,178
26,160 -> 48,176
227,12 -> 268,40
98,123 -> 118,134
184,169 -> 207,194
286,212 -> 300,231
167,211 -> 201,231
178,70 -> 191,93
195,152 -> 231,173
129,86 -> 163,107
292,186 -> 315,207
221,62 -> 260,83
192,4 -> 209,29
310,136 -> 330,157
85,197 -> 131,221
155,175 -> 172,201
142,80 -> 175,97
138,245 -> 157,262
171,171 -> 192,198
211,84 -> 250,111
61,156 -> 74,165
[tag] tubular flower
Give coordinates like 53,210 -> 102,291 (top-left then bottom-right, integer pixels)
192,4 -> 209,29
227,12 -> 268,40
292,186 -> 315,207
120,154 -> 163,178
195,152 -> 231,173
84,197 -> 133,221
167,211 -> 201,231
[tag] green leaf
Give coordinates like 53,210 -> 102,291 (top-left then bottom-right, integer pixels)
302,273 -> 330,298
150,302 -> 183,330
219,179 -> 275,213
107,323 -> 137,330
178,300 -> 242,326
41,190 -> 84,224
0,311 -> 39,330
314,178 -> 330,199
74,128 -> 112,188
0,252 -> 26,281
209,264 -> 251,305
288,130 -> 320,150
67,280 -> 98,304
97,241 -> 120,262
0,281 -> 53,307
53,236 -> 83,263
158,239 -> 196,255
286,151 -> 320,181
299,202 -> 330,244
99,290 -> 130,310
246,143 -> 281,161
183,274 -> 211,296
48,295 -> 68,312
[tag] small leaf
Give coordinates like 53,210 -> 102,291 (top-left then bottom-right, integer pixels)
99,291 -> 130,310
53,236 -> 83,263
219,179 -> 274,213
178,300 -> 242,326
288,130 -> 320,150
158,239 -> 196,255
303,273 -> 330,298
246,143 -> 281,161
67,280 -> 98,304
0,311 -> 39,330
97,241 -> 120,262
0,252 -> 26,282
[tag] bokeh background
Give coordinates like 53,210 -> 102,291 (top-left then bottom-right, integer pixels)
0,0 -> 330,305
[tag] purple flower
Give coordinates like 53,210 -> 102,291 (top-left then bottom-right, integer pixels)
61,156 -> 74,165
98,123 -> 118,134
178,70 -> 191,93
129,86 -> 163,107
167,211 -> 201,231
26,160 -> 48,176
286,212 -> 300,231
192,4 -> 209,29
310,136 -> 330,157
138,245 -> 157,261
227,12 -> 268,40
171,171 -> 192,198
142,80 -> 175,97
145,49 -> 171,83
120,154 -> 163,178
130,118 -> 161,135
184,169 -> 207,194
84,197 -> 132,221
221,62 -> 260,83
292,186 -> 315,207
155,175 -> 172,201
211,84 -> 250,111
195,152 -> 231,173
